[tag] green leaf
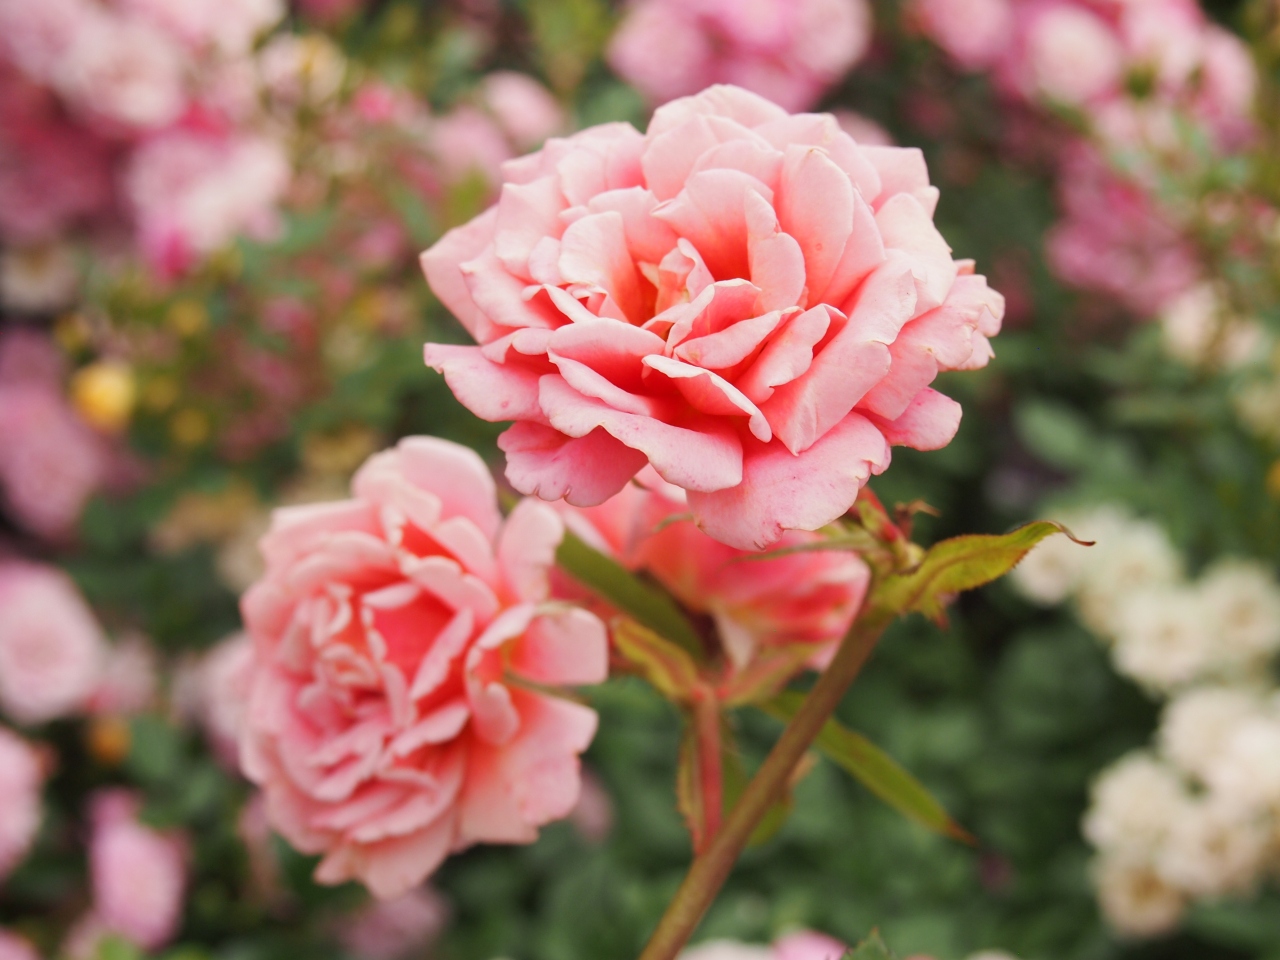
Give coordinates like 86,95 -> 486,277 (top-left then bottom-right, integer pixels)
556,529 -> 704,657
871,520 -> 1087,624
843,930 -> 897,960
611,618 -> 701,702
125,715 -> 184,786
762,692 -> 972,844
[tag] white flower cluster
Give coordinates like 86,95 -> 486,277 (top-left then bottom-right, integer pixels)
1015,504 -> 1280,937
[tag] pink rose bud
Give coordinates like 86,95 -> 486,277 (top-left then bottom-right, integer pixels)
238,437 -> 609,898
560,468 -> 868,669
423,85 -> 1004,550
607,0 -> 871,111
0,562 -> 107,724
339,888 -> 450,960
88,789 -> 187,951
0,727 -> 43,881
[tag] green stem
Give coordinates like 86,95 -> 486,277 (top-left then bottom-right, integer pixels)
636,608 -> 893,960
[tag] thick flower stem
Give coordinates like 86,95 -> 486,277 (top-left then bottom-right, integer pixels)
636,609 -> 893,960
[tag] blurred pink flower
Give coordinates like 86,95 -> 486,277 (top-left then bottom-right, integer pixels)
568,767 -> 614,843
0,562 -> 106,724
296,0 -> 367,25
430,106 -> 513,187
0,329 -> 66,389
681,931 -> 848,960
339,888 -> 450,960
0,381 -> 109,538
117,0 -> 283,54
87,636 -> 159,717
0,726 -> 43,881
0,931 -> 39,960
0,0 -> 92,86
608,0 -> 871,111
561,468 -> 869,668
239,437 -> 609,898
124,128 -> 291,276
907,0 -> 1011,71
1014,3 -> 1124,106
88,789 -> 187,951
423,86 -> 1004,550
55,11 -> 187,130
0,69 -> 114,244
480,72 -> 565,151
1046,144 -> 1199,315
187,632 -> 255,768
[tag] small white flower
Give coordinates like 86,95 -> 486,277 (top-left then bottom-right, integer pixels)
1201,711 -> 1280,815
1076,520 -> 1182,638
1094,854 -> 1187,938
1155,798 -> 1269,898
1198,560 -> 1280,664
1111,586 -> 1215,691
1159,685 -> 1266,784
1011,504 -> 1127,606
1083,752 -> 1191,856
1160,283 -> 1267,370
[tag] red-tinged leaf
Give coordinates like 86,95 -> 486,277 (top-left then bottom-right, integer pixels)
611,617 -> 701,703
869,520 -> 1090,624
718,643 -> 827,707
761,691 -> 972,844
556,528 -> 704,657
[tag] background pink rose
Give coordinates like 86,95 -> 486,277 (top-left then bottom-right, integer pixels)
239,436 -> 609,898
0,562 -> 106,725
87,789 -> 187,951
0,727 -> 43,881
424,85 -> 1003,550
0,931 -> 38,960
607,0 -> 871,111
560,467 -> 869,668
338,887 -> 450,960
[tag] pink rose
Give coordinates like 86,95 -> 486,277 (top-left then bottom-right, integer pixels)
607,0 -> 871,111
1017,4 -> 1124,106
560,468 -> 869,668
423,86 -> 1003,550
0,726 -> 43,881
480,72 -> 565,151
86,636 -> 159,717
0,931 -> 39,960
681,931 -> 848,960
1045,144 -> 1199,315
87,790 -> 187,951
0,562 -> 106,724
429,107 -> 514,188
908,0 -> 1012,71
116,0 -> 283,54
124,128 -> 291,276
339,888 -> 450,960
0,381 -> 109,539
239,437 -> 609,898
0,69 -> 114,244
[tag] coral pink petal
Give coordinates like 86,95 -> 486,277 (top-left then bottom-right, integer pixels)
687,413 -> 890,550
419,209 -> 498,340
499,422 -> 647,506
423,344 -> 544,423
653,168 -> 772,281
777,144 -> 855,303
642,355 -> 772,442
317,810 -> 457,900
497,498 -> 564,603
511,607 -> 609,686
868,387 -> 962,450
538,375 -> 744,493
494,178 -> 568,277
558,211 -> 646,324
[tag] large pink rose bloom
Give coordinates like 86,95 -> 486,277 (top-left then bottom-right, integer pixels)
607,0 -> 871,112
87,790 -> 186,951
239,437 -> 609,898
560,468 -> 868,669
0,562 -> 106,725
423,86 -> 1004,550
0,726 -> 43,881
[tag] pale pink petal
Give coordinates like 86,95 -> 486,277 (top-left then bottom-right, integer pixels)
687,412 -> 890,550
735,304 -> 833,404
499,422 -> 648,507
423,344 -> 545,423
419,209 -> 498,340
538,375 -> 744,493
875,192 -> 957,311
653,168 -> 773,281
493,177 -> 568,278
497,498 -> 564,603
511,607 -> 609,686
866,387 -> 962,450
642,354 -> 772,442
558,211 -> 646,324
776,144 -> 855,303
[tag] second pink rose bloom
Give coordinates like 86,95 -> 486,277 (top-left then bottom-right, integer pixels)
423,85 -> 1003,551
